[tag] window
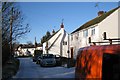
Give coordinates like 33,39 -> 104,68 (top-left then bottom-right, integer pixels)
77,32 -> 79,37
76,32 -> 79,40
75,36 -> 78,40
91,28 -> 95,35
71,35 -> 73,41
63,41 -> 67,45
75,32 -> 79,40
83,29 -> 88,37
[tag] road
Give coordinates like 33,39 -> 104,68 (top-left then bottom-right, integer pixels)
13,58 -> 75,78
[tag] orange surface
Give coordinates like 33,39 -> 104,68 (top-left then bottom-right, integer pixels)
75,44 -> 120,79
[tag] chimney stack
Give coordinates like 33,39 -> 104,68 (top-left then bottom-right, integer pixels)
98,11 -> 105,16
60,22 -> 64,28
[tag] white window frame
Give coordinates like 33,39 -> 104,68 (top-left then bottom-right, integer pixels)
83,29 -> 88,37
63,41 -> 67,45
91,27 -> 95,36
75,32 -> 79,40
71,35 -> 73,41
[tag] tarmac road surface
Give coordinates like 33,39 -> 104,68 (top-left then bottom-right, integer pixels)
13,58 -> 75,79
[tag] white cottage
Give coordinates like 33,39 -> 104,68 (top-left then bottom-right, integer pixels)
16,44 -> 42,56
70,6 -> 120,59
43,23 -> 69,58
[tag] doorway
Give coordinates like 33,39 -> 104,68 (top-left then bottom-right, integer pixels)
71,47 -> 73,59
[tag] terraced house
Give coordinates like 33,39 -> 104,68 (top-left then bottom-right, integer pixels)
70,6 -> 120,59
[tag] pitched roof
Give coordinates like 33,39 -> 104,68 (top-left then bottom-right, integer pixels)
71,6 -> 120,34
46,29 -> 60,42
48,33 -> 62,50
20,44 -> 35,48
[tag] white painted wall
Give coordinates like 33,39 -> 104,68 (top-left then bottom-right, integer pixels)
43,27 -> 69,58
99,8 -> 119,44
62,33 -> 69,58
21,48 -> 35,56
43,43 -> 46,54
119,8 -> 120,38
17,46 -> 42,56
70,24 -> 99,59
48,29 -> 62,55
36,46 -> 43,50
70,7 -> 120,59
70,32 -> 81,59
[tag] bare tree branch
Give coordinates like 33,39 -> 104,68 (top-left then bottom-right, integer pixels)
2,2 -> 30,46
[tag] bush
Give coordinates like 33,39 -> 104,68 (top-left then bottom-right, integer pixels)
5,58 -> 20,70
2,69 -> 15,79
2,41 -> 10,65
3,65 -> 17,75
2,58 -> 20,79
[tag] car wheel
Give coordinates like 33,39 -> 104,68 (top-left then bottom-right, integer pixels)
36,61 -> 39,64
33,59 -> 35,62
38,60 -> 40,64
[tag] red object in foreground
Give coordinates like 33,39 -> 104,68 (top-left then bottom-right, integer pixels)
75,44 -> 120,80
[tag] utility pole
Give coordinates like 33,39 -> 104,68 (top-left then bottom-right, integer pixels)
10,7 -> 14,57
35,37 -> 37,50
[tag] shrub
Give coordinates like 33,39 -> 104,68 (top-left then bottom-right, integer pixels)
2,58 -> 20,79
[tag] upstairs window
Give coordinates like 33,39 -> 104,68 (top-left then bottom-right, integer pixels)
91,28 -> 95,36
71,35 -> 73,41
83,29 -> 88,37
76,32 -> 79,40
75,32 -> 79,40
63,41 -> 67,45
75,36 -> 78,40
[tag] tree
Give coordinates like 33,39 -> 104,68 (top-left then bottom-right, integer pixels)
46,31 -> 51,38
41,31 -> 51,44
2,2 -> 30,45
26,41 -> 33,45
2,2 -> 30,64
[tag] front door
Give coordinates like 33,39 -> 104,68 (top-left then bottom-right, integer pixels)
71,47 -> 73,59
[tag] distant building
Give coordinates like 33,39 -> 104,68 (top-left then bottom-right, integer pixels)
43,23 -> 70,58
16,43 -> 42,56
70,7 -> 120,59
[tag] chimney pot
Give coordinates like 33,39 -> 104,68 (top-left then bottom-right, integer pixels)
60,23 -> 64,28
98,11 -> 105,16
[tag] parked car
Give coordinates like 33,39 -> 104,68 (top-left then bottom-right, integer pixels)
55,55 -> 62,66
75,44 -> 120,80
33,50 -> 42,62
39,54 -> 56,67
36,56 -> 42,64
